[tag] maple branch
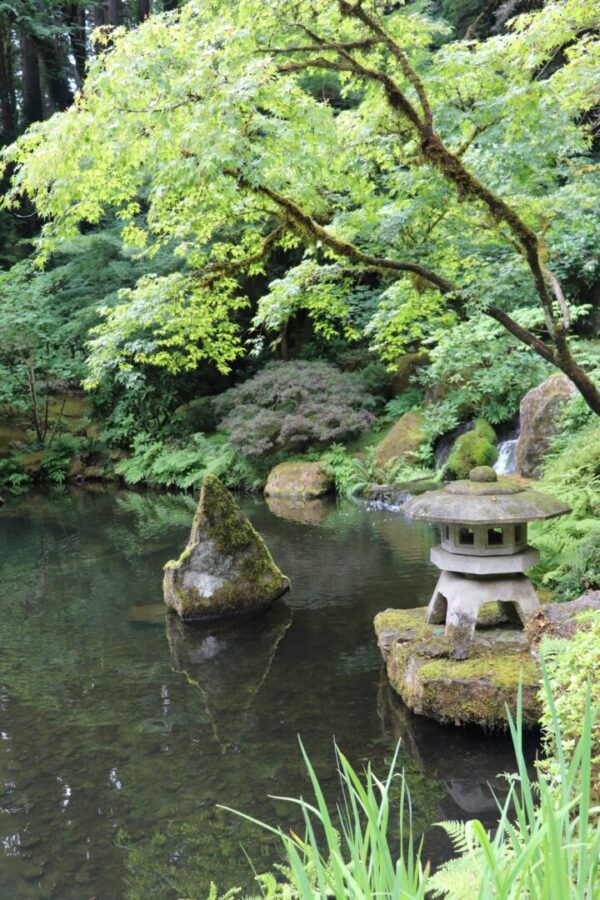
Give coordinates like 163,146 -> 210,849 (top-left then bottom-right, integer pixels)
193,223 -> 288,286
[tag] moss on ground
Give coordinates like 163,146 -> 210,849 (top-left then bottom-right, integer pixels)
374,607 -> 541,729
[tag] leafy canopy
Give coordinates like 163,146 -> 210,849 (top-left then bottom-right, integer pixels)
3,0 -> 600,384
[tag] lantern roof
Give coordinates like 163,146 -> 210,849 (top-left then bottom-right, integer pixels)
404,466 -> 571,525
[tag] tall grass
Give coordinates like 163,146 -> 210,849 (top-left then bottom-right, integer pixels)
217,676 -> 600,899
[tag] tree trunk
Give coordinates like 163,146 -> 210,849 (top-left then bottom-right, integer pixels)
93,3 -> 106,27
107,0 -> 122,26
66,4 -> 87,85
19,30 -> 43,127
0,20 -> 17,143
139,0 -> 151,20
37,38 -> 74,112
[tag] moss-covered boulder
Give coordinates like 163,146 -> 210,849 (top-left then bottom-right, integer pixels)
164,475 -> 290,623
525,593 -> 600,647
516,373 -> 577,478
374,410 -> 427,468
390,351 -> 429,397
264,461 -> 334,498
374,607 -> 540,728
445,419 -> 498,479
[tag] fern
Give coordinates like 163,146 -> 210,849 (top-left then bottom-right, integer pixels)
116,432 -> 263,491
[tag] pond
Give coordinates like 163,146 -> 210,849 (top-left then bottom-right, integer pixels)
0,488 -> 530,898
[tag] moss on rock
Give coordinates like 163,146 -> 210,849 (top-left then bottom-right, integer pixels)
374,410 -> 427,468
445,419 -> 498,480
375,607 -> 541,729
264,461 -> 334,498
164,475 -> 290,623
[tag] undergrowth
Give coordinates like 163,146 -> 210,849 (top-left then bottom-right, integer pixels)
115,432 -> 264,491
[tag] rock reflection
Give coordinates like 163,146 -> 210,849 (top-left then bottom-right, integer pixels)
377,680 -> 533,824
265,495 -> 334,526
167,605 -> 293,751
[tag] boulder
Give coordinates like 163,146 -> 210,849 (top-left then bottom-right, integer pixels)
445,419 -> 498,480
374,607 -> 541,728
525,592 -> 600,647
516,374 -> 577,478
374,410 -> 426,469
16,449 -> 48,478
164,474 -> 290,623
264,461 -> 334,498
390,351 -> 429,397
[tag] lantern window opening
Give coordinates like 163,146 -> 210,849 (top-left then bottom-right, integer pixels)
487,527 -> 504,547
515,524 -> 524,543
459,527 -> 475,546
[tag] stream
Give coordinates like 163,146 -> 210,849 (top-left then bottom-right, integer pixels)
0,488 -> 532,898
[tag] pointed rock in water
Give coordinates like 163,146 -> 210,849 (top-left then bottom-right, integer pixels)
163,475 -> 290,623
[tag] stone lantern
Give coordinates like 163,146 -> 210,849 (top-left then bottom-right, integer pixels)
404,466 -> 570,659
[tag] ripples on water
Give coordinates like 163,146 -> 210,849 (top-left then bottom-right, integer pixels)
0,488 -> 529,898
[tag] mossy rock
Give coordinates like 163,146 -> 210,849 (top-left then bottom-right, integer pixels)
374,607 -> 541,729
16,449 -> 49,477
374,410 -> 427,468
390,351 -> 429,397
164,475 -> 290,623
516,373 -> 577,478
445,419 -> 498,480
264,461 -> 334,498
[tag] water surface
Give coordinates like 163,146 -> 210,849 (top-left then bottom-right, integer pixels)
0,488 -> 527,897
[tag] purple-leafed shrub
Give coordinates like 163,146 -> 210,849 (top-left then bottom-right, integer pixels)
214,361 -> 377,457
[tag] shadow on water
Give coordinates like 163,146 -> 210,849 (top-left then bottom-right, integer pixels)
0,488 -> 536,898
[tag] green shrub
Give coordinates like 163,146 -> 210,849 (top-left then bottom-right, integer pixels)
0,457 -> 30,491
539,614 -> 600,798
173,396 -> 218,436
116,432 -> 263,491
530,417 -> 600,600
214,361 -> 377,458
444,419 -> 498,479
41,434 -> 82,484
323,444 -> 436,497
384,387 -> 426,423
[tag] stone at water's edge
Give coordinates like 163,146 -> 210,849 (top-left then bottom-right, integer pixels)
374,607 -> 541,729
374,410 -> 427,468
526,593 -> 600,646
163,475 -> 290,623
264,461 -> 334,498
516,373 -> 577,478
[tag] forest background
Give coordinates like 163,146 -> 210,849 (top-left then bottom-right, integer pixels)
0,0 -> 599,603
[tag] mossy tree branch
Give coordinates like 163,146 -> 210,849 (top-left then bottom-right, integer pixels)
275,2 -> 600,414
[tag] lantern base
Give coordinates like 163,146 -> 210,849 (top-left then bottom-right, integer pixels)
427,570 -> 540,660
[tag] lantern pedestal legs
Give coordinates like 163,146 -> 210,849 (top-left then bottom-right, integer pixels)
427,570 -> 540,660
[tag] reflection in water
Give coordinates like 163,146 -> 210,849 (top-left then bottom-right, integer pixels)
0,487 -> 529,897
265,495 -> 334,527
167,606 -> 293,751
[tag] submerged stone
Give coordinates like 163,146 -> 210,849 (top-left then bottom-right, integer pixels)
374,607 -> 541,729
163,475 -> 290,623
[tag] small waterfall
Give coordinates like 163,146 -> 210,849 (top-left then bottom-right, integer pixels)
494,438 -> 518,475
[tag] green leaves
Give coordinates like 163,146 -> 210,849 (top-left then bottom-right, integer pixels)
3,0 -> 599,382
